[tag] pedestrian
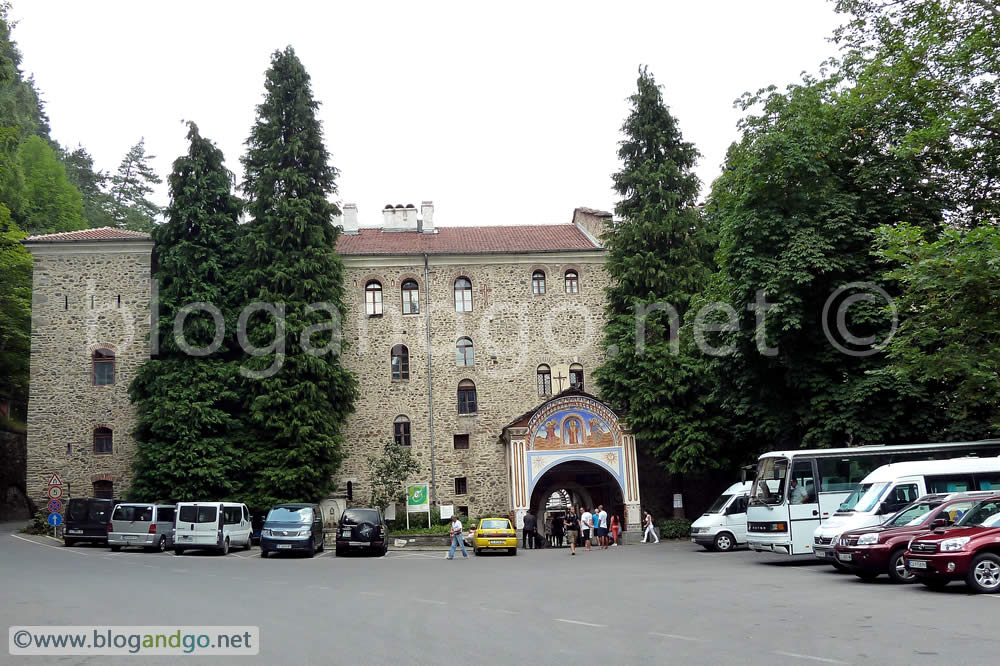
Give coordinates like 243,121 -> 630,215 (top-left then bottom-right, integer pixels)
447,514 -> 468,559
564,507 -> 579,556
523,511 -> 537,550
552,513 -> 564,547
641,510 -> 659,544
610,514 -> 620,547
581,507 -> 593,552
597,504 -> 609,550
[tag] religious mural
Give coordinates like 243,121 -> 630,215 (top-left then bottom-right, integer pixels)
529,405 -> 616,451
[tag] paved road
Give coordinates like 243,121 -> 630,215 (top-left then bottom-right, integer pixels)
2,521 -> 998,665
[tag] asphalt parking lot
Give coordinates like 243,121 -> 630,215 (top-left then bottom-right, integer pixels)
2,522 -> 998,665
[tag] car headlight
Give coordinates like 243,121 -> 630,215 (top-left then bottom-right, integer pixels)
261,528 -> 272,537
940,537 -> 971,552
857,533 -> 879,546
297,529 -> 313,537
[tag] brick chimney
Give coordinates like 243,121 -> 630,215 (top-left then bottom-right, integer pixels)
420,201 -> 434,234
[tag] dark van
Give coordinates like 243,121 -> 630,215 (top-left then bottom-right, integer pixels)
63,497 -> 117,546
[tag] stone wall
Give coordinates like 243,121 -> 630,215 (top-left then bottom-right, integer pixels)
24,241 -> 152,505
337,250 -> 609,518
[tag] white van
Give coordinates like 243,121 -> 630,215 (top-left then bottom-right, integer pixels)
690,481 -> 752,551
812,456 -> 1000,563
173,502 -> 252,555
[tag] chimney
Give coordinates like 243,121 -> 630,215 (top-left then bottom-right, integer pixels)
420,201 -> 434,234
382,203 -> 419,232
340,203 -> 359,234
571,207 -> 612,247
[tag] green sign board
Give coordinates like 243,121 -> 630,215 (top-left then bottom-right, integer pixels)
406,484 -> 428,510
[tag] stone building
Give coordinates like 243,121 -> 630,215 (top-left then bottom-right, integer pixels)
22,227 -> 154,503
22,205 -> 644,531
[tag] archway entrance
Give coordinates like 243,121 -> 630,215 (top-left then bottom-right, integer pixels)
528,460 -> 626,545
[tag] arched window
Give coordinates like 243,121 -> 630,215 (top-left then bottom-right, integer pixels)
92,480 -> 114,499
564,270 -> 579,294
92,349 -> 115,385
458,379 -> 477,414
365,280 -> 383,317
394,415 -> 411,447
536,364 -> 552,396
456,337 -> 474,366
94,427 -> 113,454
454,277 -> 473,312
401,279 -> 420,315
570,363 -> 584,391
391,345 -> 409,381
532,270 -> 546,295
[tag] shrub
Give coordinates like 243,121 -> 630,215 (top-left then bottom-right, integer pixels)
656,518 -> 692,539
21,510 -> 53,535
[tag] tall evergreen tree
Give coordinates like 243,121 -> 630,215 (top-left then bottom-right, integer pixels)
239,46 -> 357,508
63,145 -> 114,228
110,138 -> 162,232
128,122 -> 245,502
16,135 -> 86,233
595,67 -> 721,474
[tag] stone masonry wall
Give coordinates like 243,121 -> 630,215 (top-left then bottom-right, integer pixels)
338,253 -> 608,518
25,244 -> 152,505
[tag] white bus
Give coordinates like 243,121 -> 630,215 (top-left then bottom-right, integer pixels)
746,439 -> 1000,557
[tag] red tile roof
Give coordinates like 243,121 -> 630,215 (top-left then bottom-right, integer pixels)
23,227 -> 152,242
336,225 -> 601,256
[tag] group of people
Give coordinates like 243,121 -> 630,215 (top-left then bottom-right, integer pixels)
523,505 -> 622,555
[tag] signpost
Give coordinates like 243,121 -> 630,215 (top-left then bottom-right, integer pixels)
47,474 -> 64,538
405,483 -> 430,530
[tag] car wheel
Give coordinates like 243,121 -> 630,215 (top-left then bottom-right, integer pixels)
919,578 -> 949,590
63,539 -> 74,547
110,545 -> 121,552
260,550 -> 269,559
832,560 -> 851,573
510,548 -> 517,556
967,553 -> 1000,594
335,547 -> 344,557
174,548 -> 185,556
887,548 -> 916,584
317,538 -> 325,553
713,532 -> 735,552
221,538 -> 229,556
307,541 -> 316,558
157,536 -> 167,553
381,545 -> 388,557
854,571 -> 879,582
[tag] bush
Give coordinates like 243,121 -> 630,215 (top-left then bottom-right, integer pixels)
387,506 -> 479,535
656,518 -> 692,539
21,510 -> 53,535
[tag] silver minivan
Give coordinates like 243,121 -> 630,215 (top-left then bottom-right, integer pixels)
108,504 -> 176,552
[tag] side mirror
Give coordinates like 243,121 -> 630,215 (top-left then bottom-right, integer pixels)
930,518 -> 948,529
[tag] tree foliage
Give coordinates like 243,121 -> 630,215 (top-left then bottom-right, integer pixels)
0,216 -> 30,409
128,122 -> 245,502
17,135 -> 86,233
365,442 -> 419,511
110,138 -> 162,232
62,145 -> 114,228
238,47 -> 358,508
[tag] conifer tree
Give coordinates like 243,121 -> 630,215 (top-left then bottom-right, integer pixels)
595,67 -> 720,473
110,138 -> 162,232
239,47 -> 358,507
128,122 -> 245,502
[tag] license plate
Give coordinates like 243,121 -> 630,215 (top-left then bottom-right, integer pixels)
68,530 -> 82,534
837,552 -> 852,562
349,541 -> 368,546
908,559 -> 928,569
122,535 -> 138,541
823,550 -> 834,558
276,544 -> 292,549
341,527 -> 351,537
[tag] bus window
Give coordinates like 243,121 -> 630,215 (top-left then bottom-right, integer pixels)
975,474 -> 1000,490
789,460 -> 815,504
751,458 -> 787,505
926,476 -> 973,493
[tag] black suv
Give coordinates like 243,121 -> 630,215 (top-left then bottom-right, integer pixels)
335,508 -> 387,556
63,497 -> 118,546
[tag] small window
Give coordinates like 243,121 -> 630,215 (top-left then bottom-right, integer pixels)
454,434 -> 470,450
458,380 -> 477,415
456,337 -> 474,367
365,281 -> 383,317
569,364 -> 584,391
458,505 -> 469,518
94,427 -> 113,454
391,345 -> 409,381
455,477 -> 468,495
224,507 -> 241,525
347,481 -> 354,502
564,270 -> 579,294
92,480 -> 114,499
394,415 -> 411,447
454,277 -> 473,312
401,279 -> 420,315
536,364 -> 552,396
159,507 -> 176,523
92,349 -> 115,385
532,270 -> 546,295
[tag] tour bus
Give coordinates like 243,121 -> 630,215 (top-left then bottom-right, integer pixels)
746,439 -> 1000,557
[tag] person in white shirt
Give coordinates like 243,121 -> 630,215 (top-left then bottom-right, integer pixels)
581,509 -> 593,552
447,516 -> 468,559
597,506 -> 609,550
642,510 -> 659,543
789,478 -> 808,504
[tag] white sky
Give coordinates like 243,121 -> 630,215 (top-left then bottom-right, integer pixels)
11,0 -> 843,227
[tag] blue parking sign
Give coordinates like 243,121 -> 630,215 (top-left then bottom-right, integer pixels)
47,513 -> 62,527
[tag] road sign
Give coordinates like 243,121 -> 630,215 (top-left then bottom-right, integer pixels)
47,499 -> 63,513
47,486 -> 63,500
47,473 -> 63,486
47,513 -> 63,527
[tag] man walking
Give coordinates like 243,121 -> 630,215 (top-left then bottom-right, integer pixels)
564,508 -> 579,556
523,511 -> 537,550
597,505 -> 609,550
641,510 -> 659,544
447,514 -> 468,559
581,507 -> 593,552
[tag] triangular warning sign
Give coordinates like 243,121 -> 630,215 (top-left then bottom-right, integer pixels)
47,473 -> 63,486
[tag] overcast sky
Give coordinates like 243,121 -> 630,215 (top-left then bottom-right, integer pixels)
11,1 -> 844,227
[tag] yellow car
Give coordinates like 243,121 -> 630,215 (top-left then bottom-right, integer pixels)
473,518 -> 518,556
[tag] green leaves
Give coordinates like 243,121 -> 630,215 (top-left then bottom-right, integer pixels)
110,138 -> 162,232
366,442 -> 420,511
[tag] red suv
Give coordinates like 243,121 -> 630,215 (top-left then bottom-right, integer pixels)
905,497 -> 1000,593
834,493 -> 989,583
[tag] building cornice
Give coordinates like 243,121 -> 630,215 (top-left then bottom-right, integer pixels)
341,249 -> 606,269
22,239 -> 155,256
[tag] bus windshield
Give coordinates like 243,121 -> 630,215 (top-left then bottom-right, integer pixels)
751,458 -> 787,505
839,482 -> 889,513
